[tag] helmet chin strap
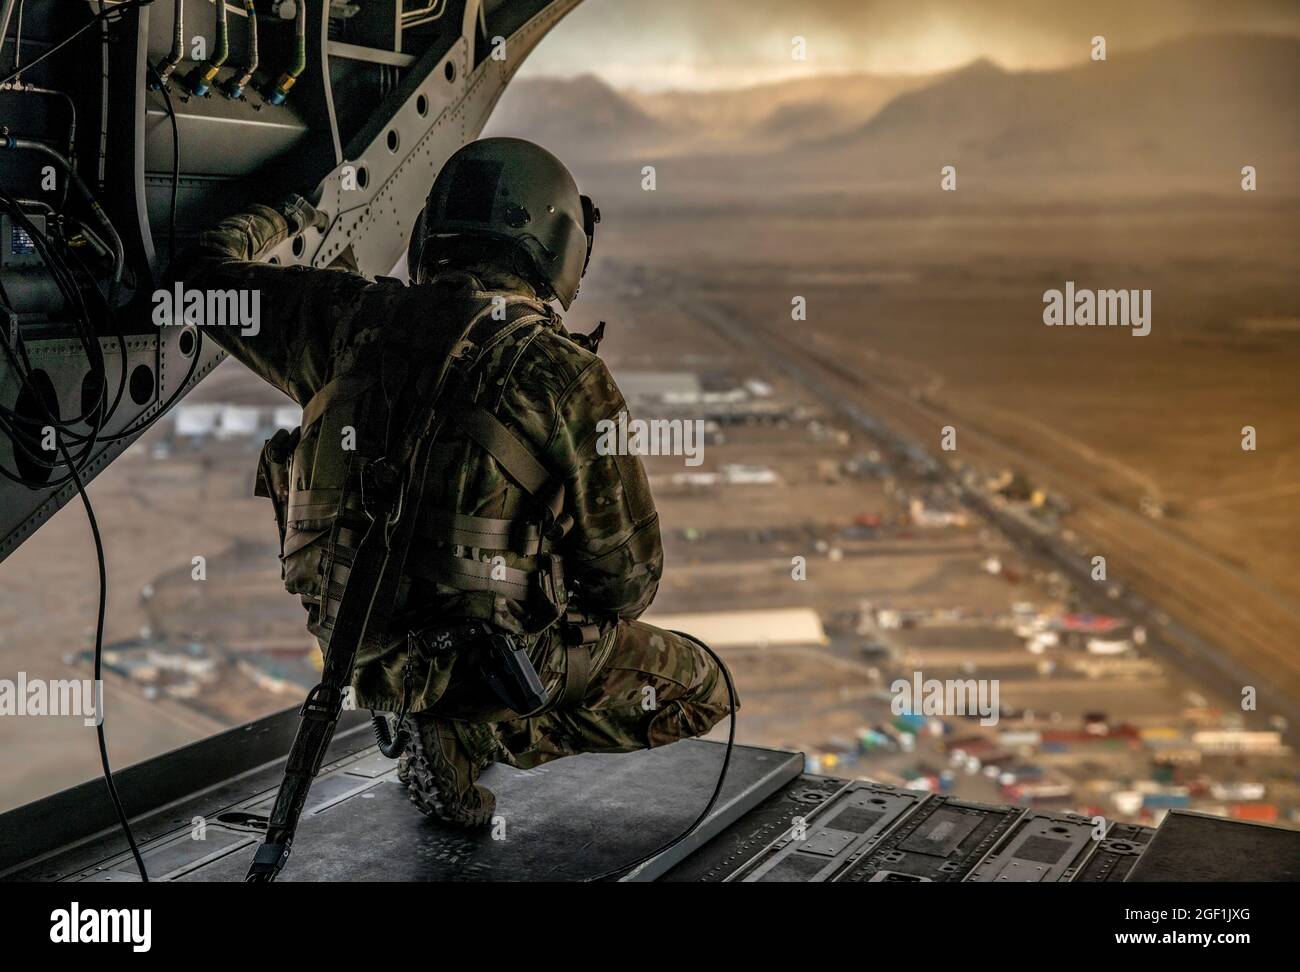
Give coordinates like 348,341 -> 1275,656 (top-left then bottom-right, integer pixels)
580,195 -> 600,275
408,205 -> 428,284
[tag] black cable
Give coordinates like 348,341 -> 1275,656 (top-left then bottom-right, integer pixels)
0,191 -> 108,409
1,5 -> 186,882
0,93 -> 159,882
149,63 -> 179,261
581,630 -> 737,882
0,304 -> 149,880
0,196 -> 108,477
0,0 -> 155,87
59,435 -> 150,882
0,191 -> 121,488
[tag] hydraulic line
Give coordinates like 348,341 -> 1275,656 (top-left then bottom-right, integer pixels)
150,62 -> 180,259
12,195 -> 51,214
8,0 -> 19,75
402,1 -> 446,17
151,0 -> 184,85
0,82 -> 75,161
0,0 -> 17,68
403,0 -> 449,29
185,0 -> 230,97
221,0 -> 258,100
0,80 -> 76,221
0,136 -> 124,302
264,0 -> 305,106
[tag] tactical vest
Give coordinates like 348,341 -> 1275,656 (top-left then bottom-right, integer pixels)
254,289 -> 573,657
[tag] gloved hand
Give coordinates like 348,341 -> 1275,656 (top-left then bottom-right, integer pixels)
275,193 -> 329,236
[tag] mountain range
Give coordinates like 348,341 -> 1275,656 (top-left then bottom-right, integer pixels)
483,33 -> 1300,197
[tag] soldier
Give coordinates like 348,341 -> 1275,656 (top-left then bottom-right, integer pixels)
169,137 -> 736,829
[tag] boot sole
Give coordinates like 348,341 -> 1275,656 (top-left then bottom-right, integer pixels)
405,751 -> 496,828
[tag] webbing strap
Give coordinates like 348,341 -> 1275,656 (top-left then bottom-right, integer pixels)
246,506 -> 389,882
282,526 -> 328,558
286,488 -> 344,522
560,643 -> 592,709
450,404 -> 564,521
301,372 -> 381,431
407,550 -> 535,598
415,507 -> 544,555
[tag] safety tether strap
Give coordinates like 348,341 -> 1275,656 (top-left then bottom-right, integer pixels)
559,643 -> 592,708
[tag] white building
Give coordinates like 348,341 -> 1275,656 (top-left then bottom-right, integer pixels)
642,607 -> 828,649
215,405 -> 261,439
173,403 -> 222,438
272,405 -> 302,431
616,372 -> 703,406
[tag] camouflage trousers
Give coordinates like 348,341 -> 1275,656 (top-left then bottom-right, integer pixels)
417,619 -> 736,774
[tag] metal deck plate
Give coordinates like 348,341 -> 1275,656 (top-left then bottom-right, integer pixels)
660,775 -> 846,882
965,810 -> 1101,883
1127,810 -> 1300,882
1071,823 -> 1155,883
835,796 -> 1024,883
51,739 -> 801,883
733,781 -> 928,883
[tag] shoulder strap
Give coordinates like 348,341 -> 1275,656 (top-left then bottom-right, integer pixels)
361,298 -> 555,630
450,403 -> 563,521
301,373 -> 380,432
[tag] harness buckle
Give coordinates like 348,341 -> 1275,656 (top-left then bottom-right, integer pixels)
300,682 -> 343,720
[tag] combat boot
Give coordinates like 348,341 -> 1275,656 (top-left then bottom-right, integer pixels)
403,713 -> 499,828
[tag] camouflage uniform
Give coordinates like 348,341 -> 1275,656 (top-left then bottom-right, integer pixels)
169,204 -> 735,804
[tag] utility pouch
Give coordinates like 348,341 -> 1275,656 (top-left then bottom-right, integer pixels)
413,620 -> 550,717
479,627 -> 550,716
255,426 -> 301,557
529,553 -> 568,630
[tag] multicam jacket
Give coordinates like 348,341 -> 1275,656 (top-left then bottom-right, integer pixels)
168,204 -> 663,711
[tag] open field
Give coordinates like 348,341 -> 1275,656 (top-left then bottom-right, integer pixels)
592,194 -> 1300,706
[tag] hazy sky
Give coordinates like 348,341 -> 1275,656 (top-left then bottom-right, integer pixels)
519,0 -> 1300,90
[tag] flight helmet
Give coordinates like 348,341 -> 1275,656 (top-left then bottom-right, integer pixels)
408,137 -> 599,308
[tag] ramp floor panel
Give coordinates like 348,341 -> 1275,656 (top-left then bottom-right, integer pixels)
21,738 -> 800,883
1127,810 -> 1300,882
8,725 -> 1296,882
